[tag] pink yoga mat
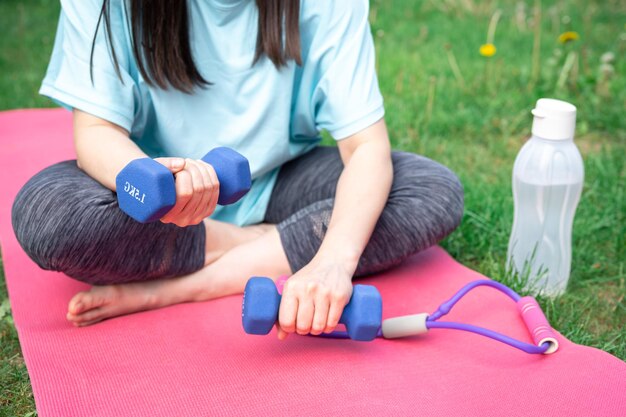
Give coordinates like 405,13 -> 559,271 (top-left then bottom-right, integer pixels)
1,109 -> 625,417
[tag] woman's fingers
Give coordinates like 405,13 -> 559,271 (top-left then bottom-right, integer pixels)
311,292 -> 330,336
278,287 -> 299,335
163,161 -> 203,226
160,168 -> 193,225
277,278 -> 351,339
158,158 -> 221,226
199,161 -> 220,221
182,159 -> 216,224
276,323 -> 289,340
179,160 -> 206,224
154,157 -> 186,174
295,293 -> 315,335
324,296 -> 346,334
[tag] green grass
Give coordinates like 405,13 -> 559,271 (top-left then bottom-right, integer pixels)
1,0 -> 625,414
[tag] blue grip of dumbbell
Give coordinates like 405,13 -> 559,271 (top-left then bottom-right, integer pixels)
202,147 -> 252,205
339,284 -> 383,341
115,159 -> 177,223
242,277 -> 280,335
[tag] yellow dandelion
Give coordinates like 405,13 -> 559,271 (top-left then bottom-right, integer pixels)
558,31 -> 579,44
479,43 -> 497,57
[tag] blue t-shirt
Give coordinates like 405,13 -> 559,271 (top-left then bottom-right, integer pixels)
40,0 -> 385,225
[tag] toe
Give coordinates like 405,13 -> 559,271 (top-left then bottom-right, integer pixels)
68,291 -> 90,315
76,317 -> 105,327
68,287 -> 113,315
77,313 -> 114,327
67,307 -> 106,326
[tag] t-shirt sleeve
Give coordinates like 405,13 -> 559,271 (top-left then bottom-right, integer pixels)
305,0 -> 385,140
39,0 -> 137,131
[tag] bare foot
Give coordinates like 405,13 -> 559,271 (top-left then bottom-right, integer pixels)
66,272 -> 212,327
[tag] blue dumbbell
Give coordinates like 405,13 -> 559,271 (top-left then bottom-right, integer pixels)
242,277 -> 382,341
115,147 -> 251,223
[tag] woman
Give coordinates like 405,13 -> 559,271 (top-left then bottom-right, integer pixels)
12,0 -> 463,340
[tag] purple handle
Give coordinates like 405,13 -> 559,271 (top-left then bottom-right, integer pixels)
425,280 -> 557,354
517,296 -> 559,354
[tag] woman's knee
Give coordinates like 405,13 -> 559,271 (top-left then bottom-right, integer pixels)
355,153 -> 464,276
12,161 -> 206,285
11,161 -> 119,282
388,151 -> 464,240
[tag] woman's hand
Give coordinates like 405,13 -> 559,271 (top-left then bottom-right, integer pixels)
276,256 -> 354,340
155,157 -> 220,227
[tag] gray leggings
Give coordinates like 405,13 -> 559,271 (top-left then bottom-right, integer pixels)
11,147 -> 464,285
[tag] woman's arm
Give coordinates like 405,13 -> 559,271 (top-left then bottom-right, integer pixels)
73,109 -> 146,190
318,118 -> 392,269
73,109 -> 220,227
277,118 -> 393,339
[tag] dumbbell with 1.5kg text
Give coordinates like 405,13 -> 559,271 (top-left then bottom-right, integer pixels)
242,277 -> 383,341
116,147 -> 252,223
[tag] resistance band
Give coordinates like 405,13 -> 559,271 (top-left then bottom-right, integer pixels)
318,279 -> 559,354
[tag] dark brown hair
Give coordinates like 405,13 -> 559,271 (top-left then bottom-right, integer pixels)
92,0 -> 301,93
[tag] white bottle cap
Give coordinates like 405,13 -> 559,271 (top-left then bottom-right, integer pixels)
531,98 -> 577,140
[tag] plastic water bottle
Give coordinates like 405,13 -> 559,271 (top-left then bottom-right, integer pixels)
507,99 -> 584,297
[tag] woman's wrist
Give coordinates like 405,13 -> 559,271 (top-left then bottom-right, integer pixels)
314,242 -> 361,277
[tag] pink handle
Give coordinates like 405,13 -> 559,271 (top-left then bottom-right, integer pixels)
275,275 -> 290,295
517,296 -> 559,354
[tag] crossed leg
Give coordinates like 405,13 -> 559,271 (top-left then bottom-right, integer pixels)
67,221 -> 289,326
